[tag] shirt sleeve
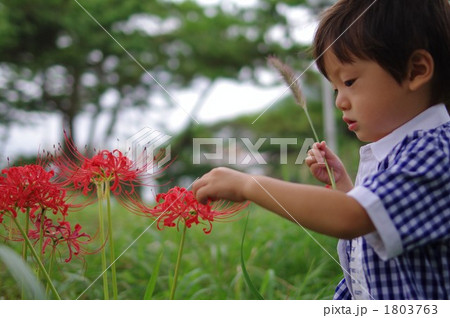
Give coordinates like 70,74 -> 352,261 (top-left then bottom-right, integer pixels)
333,278 -> 352,300
348,129 -> 450,260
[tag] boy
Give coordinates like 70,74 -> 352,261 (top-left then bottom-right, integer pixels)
192,0 -> 450,299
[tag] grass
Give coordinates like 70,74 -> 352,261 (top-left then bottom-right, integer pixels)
0,201 -> 343,300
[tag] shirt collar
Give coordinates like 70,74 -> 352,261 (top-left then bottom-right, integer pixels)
364,104 -> 450,162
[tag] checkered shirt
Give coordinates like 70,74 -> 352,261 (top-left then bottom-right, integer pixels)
334,119 -> 450,300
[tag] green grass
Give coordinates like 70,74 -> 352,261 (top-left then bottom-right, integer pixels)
0,202 -> 342,300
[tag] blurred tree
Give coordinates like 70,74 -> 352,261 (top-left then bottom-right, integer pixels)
161,96 -> 324,189
160,93 -> 362,189
0,0 -> 321,148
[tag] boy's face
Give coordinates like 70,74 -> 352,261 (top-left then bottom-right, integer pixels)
323,52 -> 414,142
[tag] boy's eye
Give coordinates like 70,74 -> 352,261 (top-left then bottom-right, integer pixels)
344,79 -> 355,87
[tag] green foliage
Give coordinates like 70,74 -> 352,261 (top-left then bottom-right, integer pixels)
143,250 -> 163,300
0,202 -> 341,299
240,213 -> 264,299
0,245 -> 46,300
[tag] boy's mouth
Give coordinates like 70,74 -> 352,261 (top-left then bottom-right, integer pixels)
343,117 -> 358,131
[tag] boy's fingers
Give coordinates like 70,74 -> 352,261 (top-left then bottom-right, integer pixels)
311,147 -> 325,164
194,178 -> 214,203
316,140 -> 340,161
192,173 -> 209,197
192,179 -> 200,196
196,187 -> 209,204
305,154 -> 314,166
319,141 -> 327,148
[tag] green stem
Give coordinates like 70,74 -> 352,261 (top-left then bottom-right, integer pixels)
21,209 -> 30,299
37,209 -> 46,280
304,107 -> 320,143
38,209 -> 46,260
8,216 -> 13,240
12,216 -> 61,300
105,182 -> 118,300
46,248 -> 56,297
324,164 -> 337,190
22,209 -> 30,261
170,224 -> 187,300
304,108 -> 337,189
96,183 -> 109,300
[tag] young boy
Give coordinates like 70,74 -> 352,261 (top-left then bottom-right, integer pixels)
192,0 -> 450,300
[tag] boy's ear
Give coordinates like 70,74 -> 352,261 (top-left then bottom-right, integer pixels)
406,49 -> 434,91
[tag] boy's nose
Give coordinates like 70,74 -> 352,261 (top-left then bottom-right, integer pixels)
335,92 -> 351,111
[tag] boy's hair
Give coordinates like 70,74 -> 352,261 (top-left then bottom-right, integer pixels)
313,0 -> 450,108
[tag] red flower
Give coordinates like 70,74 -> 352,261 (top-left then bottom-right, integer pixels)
53,133 -> 165,196
65,149 -> 139,195
28,216 -> 55,250
55,221 -> 91,263
0,182 -> 16,220
0,164 -> 69,219
28,217 -> 91,262
130,186 -> 249,234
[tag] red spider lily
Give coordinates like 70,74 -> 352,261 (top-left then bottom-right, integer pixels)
0,164 -> 70,219
28,217 -> 91,262
127,186 -> 249,234
66,149 -> 138,195
59,222 -> 91,262
51,133 -> 172,300
0,185 -> 21,240
0,183 -> 16,219
53,132 -> 166,197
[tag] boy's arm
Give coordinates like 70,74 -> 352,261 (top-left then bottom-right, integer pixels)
193,167 -> 375,239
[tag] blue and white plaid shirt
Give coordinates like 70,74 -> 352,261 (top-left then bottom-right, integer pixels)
335,104 -> 450,300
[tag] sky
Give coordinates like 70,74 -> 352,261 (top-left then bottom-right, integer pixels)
0,1 -> 319,164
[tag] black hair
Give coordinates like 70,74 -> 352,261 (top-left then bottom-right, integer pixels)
313,0 -> 450,107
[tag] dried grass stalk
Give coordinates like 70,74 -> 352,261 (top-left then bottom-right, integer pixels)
267,56 -> 336,189
267,56 -> 307,110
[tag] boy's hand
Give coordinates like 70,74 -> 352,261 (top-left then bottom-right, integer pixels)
305,141 -> 353,192
192,167 -> 250,204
